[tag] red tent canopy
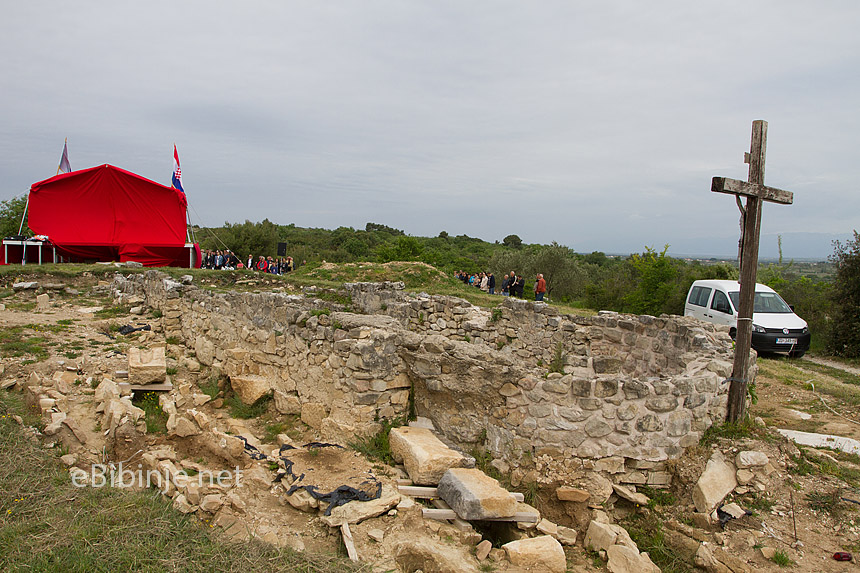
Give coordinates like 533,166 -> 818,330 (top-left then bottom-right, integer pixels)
28,164 -> 198,267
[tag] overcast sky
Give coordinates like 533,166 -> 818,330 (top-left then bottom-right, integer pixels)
1,1 -> 858,259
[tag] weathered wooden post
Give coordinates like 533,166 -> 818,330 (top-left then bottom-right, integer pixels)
711,120 -> 794,422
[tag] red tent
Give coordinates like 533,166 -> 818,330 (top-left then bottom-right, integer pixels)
26,164 -> 200,267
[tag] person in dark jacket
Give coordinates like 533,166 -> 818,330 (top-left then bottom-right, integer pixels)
487,272 -> 496,295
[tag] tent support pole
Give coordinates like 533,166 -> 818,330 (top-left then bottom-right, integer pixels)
18,193 -> 29,236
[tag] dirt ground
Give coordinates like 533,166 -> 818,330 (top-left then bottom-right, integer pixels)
2,272 -> 860,572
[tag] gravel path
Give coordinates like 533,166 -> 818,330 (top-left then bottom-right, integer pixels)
802,355 -> 860,377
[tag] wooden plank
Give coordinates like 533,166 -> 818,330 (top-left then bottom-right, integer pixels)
422,508 -> 538,523
399,485 -> 524,502
711,177 -> 793,205
340,522 -> 359,562
430,498 -> 473,532
128,383 -> 174,392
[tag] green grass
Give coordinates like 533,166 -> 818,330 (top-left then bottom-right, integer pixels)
622,512 -> 695,572
199,376 -> 221,400
639,485 -> 676,508
132,391 -> 168,434
225,394 -> 272,419
0,391 -> 368,572
789,448 -> 860,488
797,358 -> 860,387
94,305 -> 131,319
0,326 -> 50,361
770,549 -> 794,567
700,419 -> 768,446
348,418 -> 403,465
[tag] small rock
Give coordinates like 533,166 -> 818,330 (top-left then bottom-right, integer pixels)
367,528 -> 384,542
476,539 -> 492,560
556,486 -> 590,502
760,546 -> 776,559
60,453 -> 78,466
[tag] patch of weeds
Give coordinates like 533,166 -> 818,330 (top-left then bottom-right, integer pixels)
267,461 -> 279,471
150,309 -> 163,318
199,376 -> 221,400
332,320 -> 342,330
56,319 -> 75,325
640,485 -> 676,508
622,512 -> 696,572
700,420 -> 765,446
310,308 -> 331,317
94,305 -> 131,318
770,549 -> 794,567
586,549 -> 604,569
491,308 -> 503,322
496,340 -> 506,350
132,391 -> 167,434
806,489 -> 846,517
166,367 -> 178,376
478,561 -> 496,572
165,336 -> 181,345
226,394 -> 272,419
790,448 -> 860,487
417,312 -> 424,325
7,301 -> 36,312
548,341 -> 565,374
264,421 -> 290,443
0,326 -> 49,361
464,334 -> 471,343
64,351 -> 80,359
349,418 -> 404,465
742,493 -> 774,514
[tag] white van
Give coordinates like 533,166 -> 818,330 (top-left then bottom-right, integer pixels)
684,279 -> 810,357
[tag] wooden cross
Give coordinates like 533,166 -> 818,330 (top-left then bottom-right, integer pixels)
711,120 -> 794,422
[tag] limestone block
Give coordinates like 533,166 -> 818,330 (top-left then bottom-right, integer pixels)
199,494 -> 224,513
556,525 -> 578,545
612,484 -> 649,506
735,451 -> 769,469
229,374 -> 270,405
301,402 -> 327,430
285,488 -> 319,512
273,390 -> 301,415
389,426 -> 468,485
437,468 -> 517,520
607,544 -> 661,573
128,346 -> 167,385
556,486 -> 590,502
172,416 -> 200,437
693,453 -> 737,513
502,536 -> 566,573
320,483 -> 400,526
584,520 -> 618,552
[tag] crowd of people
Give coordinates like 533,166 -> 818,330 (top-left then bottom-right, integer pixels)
201,249 -> 296,274
455,270 -> 547,301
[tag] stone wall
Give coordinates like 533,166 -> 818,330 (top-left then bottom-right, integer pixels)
113,272 -> 742,484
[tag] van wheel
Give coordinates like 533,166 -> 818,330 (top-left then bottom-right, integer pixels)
789,350 -> 805,359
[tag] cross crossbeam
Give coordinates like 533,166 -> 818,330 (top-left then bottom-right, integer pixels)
712,177 -> 793,205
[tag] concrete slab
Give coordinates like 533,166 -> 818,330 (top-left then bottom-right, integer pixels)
389,426 -> 468,485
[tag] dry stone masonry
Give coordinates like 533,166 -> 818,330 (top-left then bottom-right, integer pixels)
113,272 -> 743,485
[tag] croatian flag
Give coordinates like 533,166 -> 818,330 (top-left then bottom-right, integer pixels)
172,144 -> 184,193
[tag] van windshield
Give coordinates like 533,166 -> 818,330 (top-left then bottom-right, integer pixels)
728,291 -> 793,314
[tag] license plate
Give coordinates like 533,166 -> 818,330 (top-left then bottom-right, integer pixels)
776,338 -> 796,345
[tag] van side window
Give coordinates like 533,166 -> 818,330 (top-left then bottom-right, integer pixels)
711,290 -> 732,314
688,286 -> 712,307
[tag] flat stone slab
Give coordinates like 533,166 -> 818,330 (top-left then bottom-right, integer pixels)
437,467 -> 517,520
502,536 -> 566,573
229,374 -> 271,405
692,453 -> 737,513
777,429 -> 860,456
127,346 -> 166,385
389,426 -> 468,485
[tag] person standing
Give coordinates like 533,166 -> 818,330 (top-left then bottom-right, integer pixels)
514,274 -> 525,298
534,273 -> 547,301
487,272 -> 496,295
